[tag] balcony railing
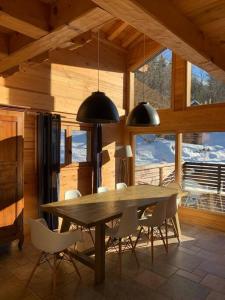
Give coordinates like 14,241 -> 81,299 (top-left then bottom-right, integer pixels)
135,161 -> 225,213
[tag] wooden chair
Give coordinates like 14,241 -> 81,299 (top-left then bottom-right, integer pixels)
27,218 -> 82,294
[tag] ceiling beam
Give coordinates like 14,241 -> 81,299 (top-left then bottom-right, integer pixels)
0,4 -> 112,74
107,21 -> 128,41
0,0 -> 49,36
127,38 -> 164,71
0,33 -> 8,59
0,10 -> 48,39
91,0 -> 225,80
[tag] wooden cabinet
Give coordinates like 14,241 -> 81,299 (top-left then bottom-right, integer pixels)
0,110 -> 24,249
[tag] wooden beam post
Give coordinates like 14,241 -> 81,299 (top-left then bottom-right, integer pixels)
175,133 -> 182,185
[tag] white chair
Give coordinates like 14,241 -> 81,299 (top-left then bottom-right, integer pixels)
136,201 -> 167,263
166,182 -> 183,206
27,218 -> 82,293
98,186 -> 109,193
116,182 -> 127,190
65,189 -> 82,200
106,205 -> 138,274
64,189 -> 94,245
165,193 -> 180,249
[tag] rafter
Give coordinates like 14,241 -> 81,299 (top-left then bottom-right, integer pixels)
91,0 -> 225,80
0,11 -> 48,39
122,31 -> 141,48
107,21 -> 128,41
0,3 -> 112,74
0,0 -> 49,37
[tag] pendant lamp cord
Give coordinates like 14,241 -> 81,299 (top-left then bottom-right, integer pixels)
97,30 -> 100,91
143,34 -> 146,102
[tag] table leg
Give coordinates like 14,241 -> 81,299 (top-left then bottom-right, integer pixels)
172,212 -> 181,237
94,223 -> 105,284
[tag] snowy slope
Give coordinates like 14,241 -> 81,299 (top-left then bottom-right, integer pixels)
136,133 -> 225,166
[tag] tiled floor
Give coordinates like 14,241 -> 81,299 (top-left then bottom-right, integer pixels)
1,223 -> 225,299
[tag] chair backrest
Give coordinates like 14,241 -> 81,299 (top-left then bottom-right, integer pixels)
97,186 -> 109,193
29,218 -> 81,254
167,182 -> 182,205
65,189 -> 82,200
150,201 -> 167,226
166,194 -> 178,219
116,182 -> 127,190
117,205 -> 138,238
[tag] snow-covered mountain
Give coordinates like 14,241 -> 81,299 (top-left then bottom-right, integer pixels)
135,133 -> 225,166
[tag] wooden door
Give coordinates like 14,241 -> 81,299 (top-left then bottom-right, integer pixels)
0,110 -> 24,248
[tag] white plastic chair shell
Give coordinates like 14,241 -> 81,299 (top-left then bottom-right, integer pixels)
29,218 -> 82,254
139,201 -> 167,227
167,182 -> 182,205
65,189 -> 82,200
166,194 -> 179,219
116,182 -> 127,190
106,205 -> 138,239
97,186 -> 109,193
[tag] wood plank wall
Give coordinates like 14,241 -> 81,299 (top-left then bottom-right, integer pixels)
0,39 -> 126,231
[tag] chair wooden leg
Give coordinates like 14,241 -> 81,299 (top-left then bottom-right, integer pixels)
134,226 -> 143,248
88,228 -> 95,246
105,236 -> 112,252
67,251 -> 81,280
26,252 -> 43,287
52,254 -> 57,295
150,227 -> 154,264
165,219 -> 168,251
171,218 -> 180,244
158,226 -> 168,253
129,236 -> 139,268
119,238 -> 122,276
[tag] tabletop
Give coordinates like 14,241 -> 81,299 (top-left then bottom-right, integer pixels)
41,185 -> 185,227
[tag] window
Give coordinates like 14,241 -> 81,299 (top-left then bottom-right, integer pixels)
134,49 -> 172,109
72,130 -> 91,163
60,129 -> 66,164
189,64 -> 225,106
182,132 -> 225,213
135,134 -> 175,185
60,125 -> 91,166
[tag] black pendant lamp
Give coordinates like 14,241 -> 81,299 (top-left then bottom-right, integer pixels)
126,34 -> 160,127
77,31 -> 119,124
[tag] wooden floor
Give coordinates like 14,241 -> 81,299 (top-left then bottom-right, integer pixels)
1,223 -> 225,300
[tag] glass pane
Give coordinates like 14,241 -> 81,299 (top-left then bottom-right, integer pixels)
190,64 -> 225,106
72,130 -> 90,163
135,134 -> 175,185
134,49 -> 172,109
182,132 -> 225,213
60,129 -> 66,164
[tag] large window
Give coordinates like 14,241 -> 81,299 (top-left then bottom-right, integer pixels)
182,132 -> 225,212
134,49 -> 172,109
190,64 -> 225,106
60,125 -> 91,166
135,134 -> 175,186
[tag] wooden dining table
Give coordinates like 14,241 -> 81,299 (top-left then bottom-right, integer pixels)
41,184 -> 185,284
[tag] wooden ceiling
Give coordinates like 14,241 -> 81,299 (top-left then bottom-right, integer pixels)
0,0 -> 224,80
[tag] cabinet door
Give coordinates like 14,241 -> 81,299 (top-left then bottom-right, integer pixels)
0,111 -> 24,243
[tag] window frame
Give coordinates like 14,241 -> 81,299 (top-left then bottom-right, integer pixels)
60,122 -> 92,168
132,48 -> 174,111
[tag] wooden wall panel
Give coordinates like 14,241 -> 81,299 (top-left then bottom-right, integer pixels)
0,39 -> 126,235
